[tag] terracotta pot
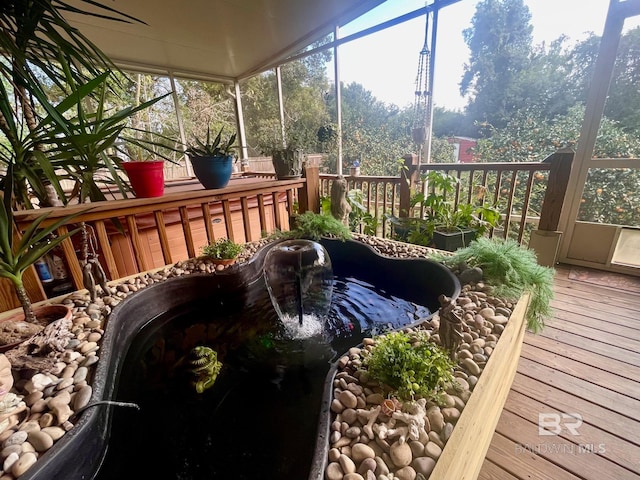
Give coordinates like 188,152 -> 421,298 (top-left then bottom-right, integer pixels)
0,304 -> 72,353
122,161 -> 165,198
209,258 -> 237,266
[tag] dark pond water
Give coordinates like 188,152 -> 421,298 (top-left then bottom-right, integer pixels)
95,276 -> 431,480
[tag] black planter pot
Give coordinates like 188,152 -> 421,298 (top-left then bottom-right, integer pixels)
432,229 -> 477,251
272,148 -> 303,179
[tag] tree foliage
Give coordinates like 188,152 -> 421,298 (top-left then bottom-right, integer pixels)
460,0 -> 533,130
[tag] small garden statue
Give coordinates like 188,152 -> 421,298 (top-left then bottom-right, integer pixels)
330,176 -> 351,226
189,346 -> 223,393
437,294 -> 467,359
0,354 -> 27,434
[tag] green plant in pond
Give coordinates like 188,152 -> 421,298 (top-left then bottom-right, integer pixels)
363,330 -> 455,402
436,237 -> 554,333
201,238 -> 244,260
282,211 -> 352,241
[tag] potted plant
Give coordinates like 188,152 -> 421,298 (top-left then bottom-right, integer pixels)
0,0 -> 148,208
186,126 -> 237,189
0,163 -> 85,348
201,238 -> 244,265
257,125 -> 305,180
270,146 -> 304,179
119,128 -> 183,198
388,171 -> 500,251
349,160 -> 361,177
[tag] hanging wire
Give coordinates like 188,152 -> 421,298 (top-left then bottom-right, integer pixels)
412,8 -> 431,149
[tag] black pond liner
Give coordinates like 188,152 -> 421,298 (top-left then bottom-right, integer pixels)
18,238 -> 460,480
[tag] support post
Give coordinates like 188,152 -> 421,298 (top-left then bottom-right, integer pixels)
529,148 -> 574,266
398,154 -> 420,218
298,164 -> 320,214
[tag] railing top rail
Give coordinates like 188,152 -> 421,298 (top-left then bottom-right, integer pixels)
13,178 -> 305,226
319,174 -> 402,181
417,162 -> 551,172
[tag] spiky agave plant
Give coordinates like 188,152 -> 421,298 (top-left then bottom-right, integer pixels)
435,237 -> 555,333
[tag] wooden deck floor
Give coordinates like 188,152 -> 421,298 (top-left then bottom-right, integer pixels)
478,264 -> 640,480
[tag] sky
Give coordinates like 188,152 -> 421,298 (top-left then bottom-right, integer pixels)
336,0 -> 639,110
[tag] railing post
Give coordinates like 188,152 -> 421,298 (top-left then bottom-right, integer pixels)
529,147 -> 575,266
298,164 -> 320,213
399,154 -> 420,218
538,148 -> 575,231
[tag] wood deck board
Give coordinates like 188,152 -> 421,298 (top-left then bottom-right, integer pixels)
478,264 -> 640,480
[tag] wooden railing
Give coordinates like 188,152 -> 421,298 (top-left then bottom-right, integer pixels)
320,149 -> 574,243
1,152 -> 574,313
6,176 -> 308,311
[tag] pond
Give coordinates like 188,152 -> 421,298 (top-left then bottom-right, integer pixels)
20,238 -> 459,480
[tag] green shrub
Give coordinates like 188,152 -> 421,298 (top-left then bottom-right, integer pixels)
283,211 -> 352,241
201,238 -> 244,259
436,237 -> 554,332
363,330 -> 455,401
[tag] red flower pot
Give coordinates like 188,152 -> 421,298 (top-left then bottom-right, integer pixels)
122,161 -> 165,198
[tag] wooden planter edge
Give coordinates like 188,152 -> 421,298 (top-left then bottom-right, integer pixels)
431,292 -> 530,480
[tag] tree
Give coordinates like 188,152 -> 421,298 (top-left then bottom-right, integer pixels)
460,0 -> 533,130
473,105 -> 640,226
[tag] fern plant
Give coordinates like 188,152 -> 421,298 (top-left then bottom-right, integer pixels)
281,211 -> 352,241
363,330 -> 455,401
435,237 -> 554,333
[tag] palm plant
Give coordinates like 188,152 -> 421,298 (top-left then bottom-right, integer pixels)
0,163 -> 84,322
0,0 -> 148,208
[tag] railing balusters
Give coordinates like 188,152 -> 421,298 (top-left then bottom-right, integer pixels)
240,197 -> 252,242
94,220 -> 120,281
178,206 -> 196,259
518,171 -> 536,244
222,200 -> 234,240
153,211 -> 173,265
58,225 -> 84,290
257,194 -> 267,232
201,203 -> 215,244
125,215 -> 149,272
272,192 -> 282,230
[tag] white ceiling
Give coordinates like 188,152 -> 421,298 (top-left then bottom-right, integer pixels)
64,0 -> 387,82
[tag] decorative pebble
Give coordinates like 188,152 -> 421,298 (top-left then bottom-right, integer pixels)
27,431 -> 53,452
389,441 -> 412,467
11,451 -> 38,477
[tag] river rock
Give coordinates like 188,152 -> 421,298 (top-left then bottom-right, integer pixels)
358,457 -> 377,476
351,443 -> 375,462
325,461 -> 343,480
460,358 -> 481,376
27,431 -> 53,452
3,431 -> 28,448
395,465 -> 417,480
11,451 -> 38,477
426,407 -> 444,432
339,453 -> 356,474
389,441 -> 412,467
412,456 -> 436,476
3,451 -> 19,472
343,474 -> 364,480
424,441 -> 442,460
338,390 -> 358,409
